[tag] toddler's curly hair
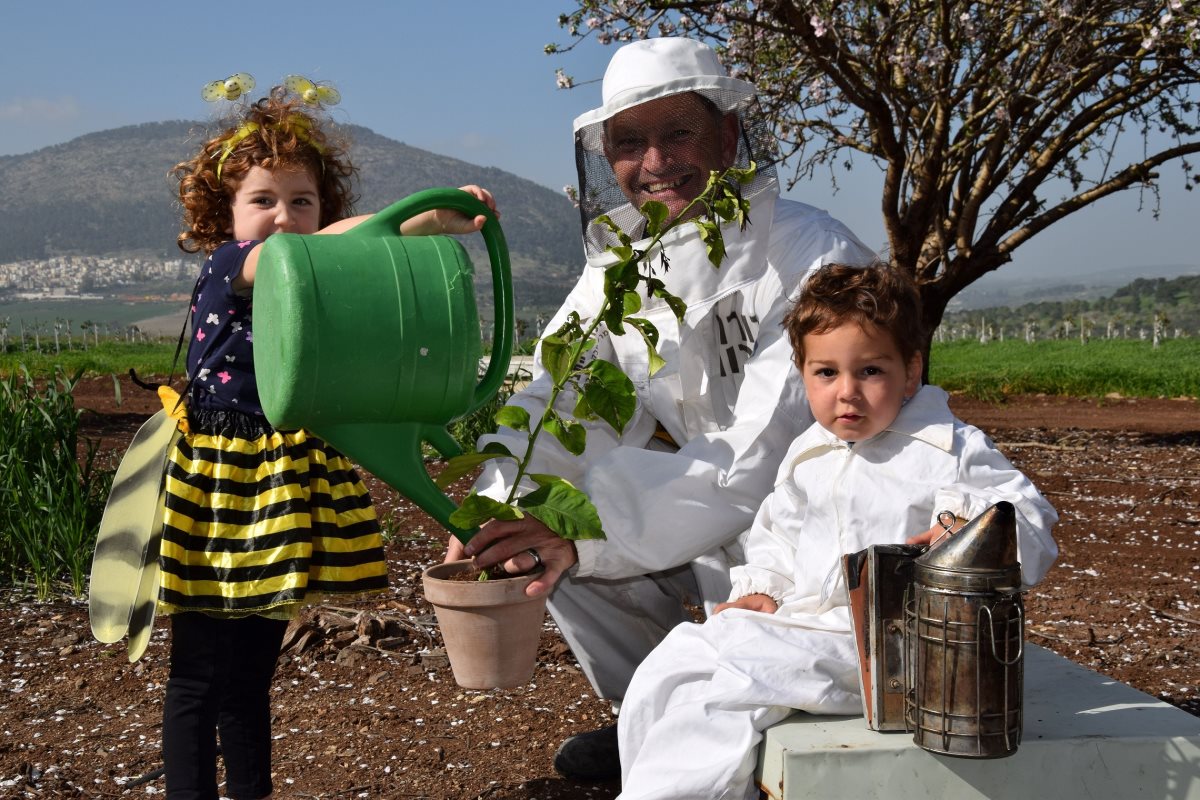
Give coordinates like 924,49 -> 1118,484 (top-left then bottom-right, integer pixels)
172,94 -> 357,253
784,262 -> 924,367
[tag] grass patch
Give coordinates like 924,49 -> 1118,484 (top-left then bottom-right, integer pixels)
930,338 -> 1200,401
0,341 -> 181,380
0,367 -> 113,598
5,337 -> 1198,402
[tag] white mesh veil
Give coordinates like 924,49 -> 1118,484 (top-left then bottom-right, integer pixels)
572,38 -> 780,263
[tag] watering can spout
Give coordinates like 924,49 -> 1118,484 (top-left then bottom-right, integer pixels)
317,423 -> 475,542
253,189 -> 515,544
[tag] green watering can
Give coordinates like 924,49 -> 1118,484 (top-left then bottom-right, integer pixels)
253,188 -> 514,544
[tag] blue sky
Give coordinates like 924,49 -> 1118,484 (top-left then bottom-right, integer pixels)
1,0 -> 1195,281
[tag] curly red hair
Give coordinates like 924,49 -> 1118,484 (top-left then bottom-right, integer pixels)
172,94 -> 357,253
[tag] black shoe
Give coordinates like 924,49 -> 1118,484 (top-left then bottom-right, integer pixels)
553,723 -> 621,782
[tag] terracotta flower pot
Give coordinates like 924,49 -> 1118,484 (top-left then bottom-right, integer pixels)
421,559 -> 548,689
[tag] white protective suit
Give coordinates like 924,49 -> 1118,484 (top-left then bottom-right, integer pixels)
616,384 -> 1060,800
474,185 -> 874,700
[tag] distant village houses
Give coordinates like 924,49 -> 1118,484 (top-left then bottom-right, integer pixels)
0,255 -> 190,299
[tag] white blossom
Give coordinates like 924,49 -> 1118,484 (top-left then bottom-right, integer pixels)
808,78 -> 826,103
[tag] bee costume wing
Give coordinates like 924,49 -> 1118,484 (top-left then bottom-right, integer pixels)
88,409 -> 181,647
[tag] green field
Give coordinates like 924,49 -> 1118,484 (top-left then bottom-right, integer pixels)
929,337 -> 1200,401
0,340 -> 179,378
4,336 -> 1197,402
0,298 -> 183,333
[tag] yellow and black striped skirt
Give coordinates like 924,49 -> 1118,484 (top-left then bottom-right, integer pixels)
159,417 -> 387,619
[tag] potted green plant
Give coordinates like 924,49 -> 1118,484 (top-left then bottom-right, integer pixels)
422,166 -> 756,689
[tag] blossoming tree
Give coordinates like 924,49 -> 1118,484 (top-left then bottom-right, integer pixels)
549,0 -> 1200,360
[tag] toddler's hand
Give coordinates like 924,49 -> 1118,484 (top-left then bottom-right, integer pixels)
714,593 -> 778,615
907,514 -> 965,548
906,525 -> 939,546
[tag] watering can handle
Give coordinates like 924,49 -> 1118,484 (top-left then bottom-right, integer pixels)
352,188 -> 515,415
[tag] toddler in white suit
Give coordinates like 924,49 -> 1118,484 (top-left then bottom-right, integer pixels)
617,263 -> 1059,800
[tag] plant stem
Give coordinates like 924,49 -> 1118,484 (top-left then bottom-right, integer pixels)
498,185 -> 718,507
502,311 -> 608,506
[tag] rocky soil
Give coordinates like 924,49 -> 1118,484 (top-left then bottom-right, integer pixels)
1,377 -> 1197,799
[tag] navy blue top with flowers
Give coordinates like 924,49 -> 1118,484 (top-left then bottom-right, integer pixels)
186,239 -> 262,415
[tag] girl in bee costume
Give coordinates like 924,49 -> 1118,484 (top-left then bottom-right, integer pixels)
160,75 -> 494,799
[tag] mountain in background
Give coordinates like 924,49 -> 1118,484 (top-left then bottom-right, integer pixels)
949,261 -> 1200,311
0,121 -> 583,311
4,121 -> 1196,319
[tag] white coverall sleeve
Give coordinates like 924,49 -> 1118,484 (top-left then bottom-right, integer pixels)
726,482 -> 800,604
932,427 -> 1060,588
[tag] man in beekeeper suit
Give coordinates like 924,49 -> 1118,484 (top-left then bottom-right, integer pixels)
448,37 -> 874,781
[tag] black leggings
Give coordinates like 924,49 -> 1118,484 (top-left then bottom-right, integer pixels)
163,612 -> 288,800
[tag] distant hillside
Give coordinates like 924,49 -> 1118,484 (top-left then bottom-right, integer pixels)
942,273 -> 1200,338
0,121 -> 583,311
947,262 -> 1200,311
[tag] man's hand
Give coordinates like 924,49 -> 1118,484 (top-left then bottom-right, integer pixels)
451,516 -> 578,598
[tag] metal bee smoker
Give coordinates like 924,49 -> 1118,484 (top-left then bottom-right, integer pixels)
904,501 -> 1024,758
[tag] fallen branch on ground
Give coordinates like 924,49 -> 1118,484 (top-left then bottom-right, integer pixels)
1141,601 -> 1200,627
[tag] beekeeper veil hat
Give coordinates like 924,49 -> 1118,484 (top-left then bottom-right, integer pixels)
572,37 -> 779,261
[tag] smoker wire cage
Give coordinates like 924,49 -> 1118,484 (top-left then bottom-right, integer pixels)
904,582 -> 1024,758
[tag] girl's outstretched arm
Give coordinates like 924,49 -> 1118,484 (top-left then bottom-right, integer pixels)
235,185 -> 498,290
320,185 -> 498,236
398,184 -> 498,236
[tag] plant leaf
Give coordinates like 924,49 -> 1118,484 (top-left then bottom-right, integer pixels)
624,318 -> 667,376
519,475 -> 606,541
595,214 -> 633,248
572,389 -> 594,422
494,405 -> 530,432
551,311 -> 585,341
544,412 -> 587,455
581,358 -> 636,434
448,491 -> 525,529
540,335 -> 573,385
602,304 -> 626,336
622,290 -> 642,316
481,441 -> 513,455
711,195 -> 737,222
695,219 -> 727,269
726,162 -> 757,187
650,284 -> 688,321
639,200 -> 669,238
435,450 -> 515,489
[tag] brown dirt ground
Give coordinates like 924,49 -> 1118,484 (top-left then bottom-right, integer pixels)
2,376 -> 1197,799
